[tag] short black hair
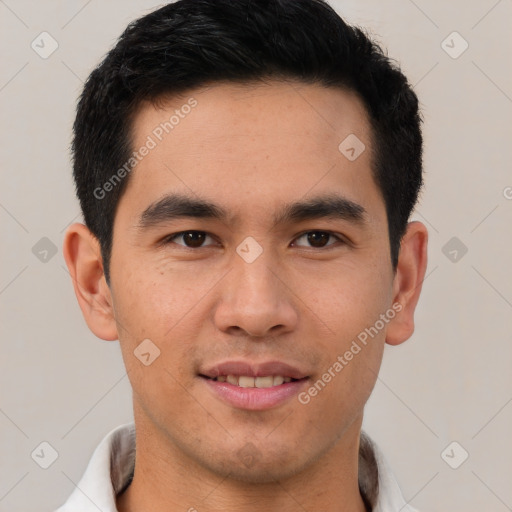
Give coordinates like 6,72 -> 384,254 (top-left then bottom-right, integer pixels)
72,0 -> 423,284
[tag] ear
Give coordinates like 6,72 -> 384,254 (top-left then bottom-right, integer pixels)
385,221 -> 428,346
63,223 -> 118,341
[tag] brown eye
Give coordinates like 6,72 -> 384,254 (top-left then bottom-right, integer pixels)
167,231 -> 214,248
182,232 -> 206,247
294,231 -> 341,248
307,232 -> 330,247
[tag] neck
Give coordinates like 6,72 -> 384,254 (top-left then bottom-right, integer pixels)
117,408 -> 368,512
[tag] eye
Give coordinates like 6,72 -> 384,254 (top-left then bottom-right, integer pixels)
164,231 -> 217,248
293,231 -> 343,249
163,230 -> 345,250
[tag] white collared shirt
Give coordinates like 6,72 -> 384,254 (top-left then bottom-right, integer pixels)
55,423 -> 419,512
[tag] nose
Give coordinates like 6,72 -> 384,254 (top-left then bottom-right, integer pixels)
213,249 -> 299,339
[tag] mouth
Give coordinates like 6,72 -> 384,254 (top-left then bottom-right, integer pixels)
201,374 -> 302,387
198,360 -> 310,410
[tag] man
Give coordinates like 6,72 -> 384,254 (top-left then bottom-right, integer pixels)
58,0 -> 428,510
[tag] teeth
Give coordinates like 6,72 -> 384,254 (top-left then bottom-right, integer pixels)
255,376 -> 274,388
214,375 -> 293,387
238,376 -> 255,388
226,375 -> 238,385
273,375 -> 284,386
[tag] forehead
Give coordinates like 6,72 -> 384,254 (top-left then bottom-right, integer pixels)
119,80 -> 382,224
132,80 -> 371,154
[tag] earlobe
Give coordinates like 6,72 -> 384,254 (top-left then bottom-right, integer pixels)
63,223 -> 118,341
385,221 -> 428,346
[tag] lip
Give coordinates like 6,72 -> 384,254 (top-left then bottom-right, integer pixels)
199,360 -> 308,379
201,376 -> 309,410
198,360 -> 310,411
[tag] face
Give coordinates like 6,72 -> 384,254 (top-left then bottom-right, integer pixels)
108,80 -> 396,482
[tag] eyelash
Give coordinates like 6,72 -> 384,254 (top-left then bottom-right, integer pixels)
162,230 -> 347,250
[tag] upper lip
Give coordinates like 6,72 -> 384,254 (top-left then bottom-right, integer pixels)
199,360 -> 309,380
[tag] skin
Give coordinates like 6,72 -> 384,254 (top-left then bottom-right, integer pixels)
64,80 -> 428,512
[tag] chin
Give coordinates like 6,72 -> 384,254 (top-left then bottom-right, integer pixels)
200,442 -> 315,484
219,459 -> 307,484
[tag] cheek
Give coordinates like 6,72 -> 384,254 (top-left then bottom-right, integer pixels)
110,262 -> 207,416
110,256 -> 224,406
112,254 -> 219,341
292,261 -> 390,415
294,258 -> 392,340
298,328 -> 385,435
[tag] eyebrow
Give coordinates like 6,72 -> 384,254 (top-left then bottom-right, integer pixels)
136,192 -> 367,230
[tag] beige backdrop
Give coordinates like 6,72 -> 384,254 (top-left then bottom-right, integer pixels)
1,1 -> 511,511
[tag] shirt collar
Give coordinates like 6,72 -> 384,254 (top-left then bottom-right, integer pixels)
55,422 -> 418,512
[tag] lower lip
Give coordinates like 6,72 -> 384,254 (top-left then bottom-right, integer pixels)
201,377 -> 309,411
